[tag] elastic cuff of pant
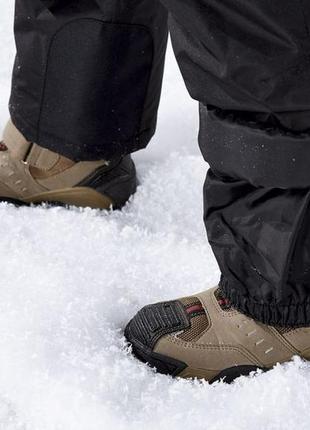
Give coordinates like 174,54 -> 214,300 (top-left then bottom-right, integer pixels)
199,104 -> 310,189
220,278 -> 310,327
10,112 -> 154,161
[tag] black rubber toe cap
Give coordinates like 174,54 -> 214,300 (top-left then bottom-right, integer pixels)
124,300 -> 190,376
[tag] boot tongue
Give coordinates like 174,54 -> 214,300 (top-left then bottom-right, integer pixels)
2,120 -> 32,160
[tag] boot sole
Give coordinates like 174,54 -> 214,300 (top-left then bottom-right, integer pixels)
125,327 -> 268,384
0,187 -> 114,210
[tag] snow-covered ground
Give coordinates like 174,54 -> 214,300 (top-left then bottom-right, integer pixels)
1,3 -> 310,430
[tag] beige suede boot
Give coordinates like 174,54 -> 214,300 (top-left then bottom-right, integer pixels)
125,287 -> 310,383
0,120 -> 137,209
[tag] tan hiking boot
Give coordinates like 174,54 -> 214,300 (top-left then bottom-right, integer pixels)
0,120 -> 137,209
125,287 -> 310,383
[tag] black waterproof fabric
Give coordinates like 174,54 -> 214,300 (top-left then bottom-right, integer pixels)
10,0 -> 168,160
10,0 -> 310,326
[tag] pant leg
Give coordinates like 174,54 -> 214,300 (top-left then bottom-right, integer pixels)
10,0 -> 168,161
162,0 -> 310,326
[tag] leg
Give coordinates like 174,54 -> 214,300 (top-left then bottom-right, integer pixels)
165,0 -> 310,325
0,0 -> 168,209
126,0 -> 310,381
10,0 -> 168,161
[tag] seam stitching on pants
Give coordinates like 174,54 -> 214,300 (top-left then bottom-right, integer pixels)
36,17 -> 155,148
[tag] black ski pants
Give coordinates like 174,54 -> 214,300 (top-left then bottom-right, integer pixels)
10,1 -> 310,326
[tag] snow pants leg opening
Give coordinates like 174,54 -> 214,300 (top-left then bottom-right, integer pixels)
163,0 -> 310,326
10,0 -> 168,160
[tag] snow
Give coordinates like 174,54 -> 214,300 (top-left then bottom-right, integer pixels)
0,2 -> 310,429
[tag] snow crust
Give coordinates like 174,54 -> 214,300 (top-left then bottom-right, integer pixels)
1,2 -> 310,429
